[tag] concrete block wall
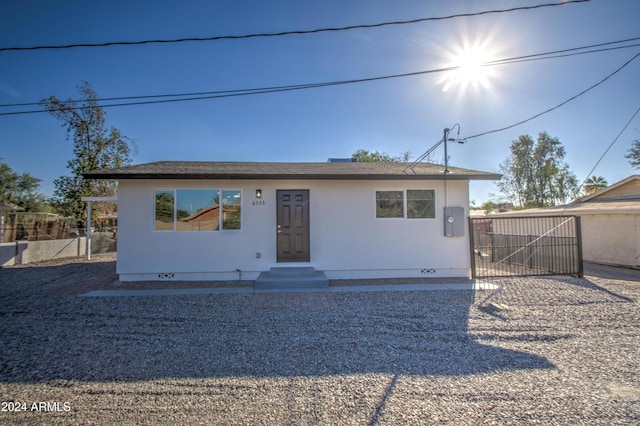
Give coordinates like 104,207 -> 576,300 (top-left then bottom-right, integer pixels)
0,237 -> 87,266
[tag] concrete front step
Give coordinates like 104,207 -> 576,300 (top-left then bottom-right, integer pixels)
255,267 -> 329,290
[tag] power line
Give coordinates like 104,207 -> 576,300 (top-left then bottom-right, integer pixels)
564,104 -> 640,214
485,37 -> 640,67
464,50 -> 640,141
0,1 -> 589,52
0,82 -> 333,108
4,35 -> 638,108
1,70 -> 457,116
2,37 -> 638,116
406,50 -> 640,167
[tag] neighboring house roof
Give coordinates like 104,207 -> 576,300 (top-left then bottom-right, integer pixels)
0,201 -> 23,211
83,161 -> 501,181
181,204 -> 220,223
469,209 -> 488,218
493,175 -> 640,216
492,201 -> 640,216
579,175 -> 640,203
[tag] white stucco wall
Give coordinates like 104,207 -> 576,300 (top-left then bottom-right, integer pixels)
580,214 -> 639,268
116,179 -> 471,281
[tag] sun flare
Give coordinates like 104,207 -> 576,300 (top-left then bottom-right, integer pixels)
439,41 -> 497,93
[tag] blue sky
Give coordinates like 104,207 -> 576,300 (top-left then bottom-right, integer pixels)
1,0 -> 639,204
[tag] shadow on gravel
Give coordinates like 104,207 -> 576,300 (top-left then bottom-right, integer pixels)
584,262 -> 640,282
0,286 -> 554,383
553,276 -> 635,303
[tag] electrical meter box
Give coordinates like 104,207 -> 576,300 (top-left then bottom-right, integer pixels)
444,207 -> 465,237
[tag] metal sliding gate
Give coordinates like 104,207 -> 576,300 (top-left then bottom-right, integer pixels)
469,215 -> 583,278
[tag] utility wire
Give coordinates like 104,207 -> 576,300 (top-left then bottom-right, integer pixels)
2,37 -> 638,116
3,35 -> 638,108
0,69 -> 459,116
0,82 -> 339,108
484,37 -> 640,67
406,50 -> 640,169
487,42 -> 640,67
563,104 -> 640,214
464,50 -> 640,141
0,1 -> 589,52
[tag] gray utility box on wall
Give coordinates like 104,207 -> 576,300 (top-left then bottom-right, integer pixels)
444,207 -> 465,237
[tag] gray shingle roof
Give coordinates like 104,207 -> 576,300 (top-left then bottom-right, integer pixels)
0,201 -> 23,211
83,161 -> 501,181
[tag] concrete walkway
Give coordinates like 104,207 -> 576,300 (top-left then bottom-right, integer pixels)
80,281 -> 498,297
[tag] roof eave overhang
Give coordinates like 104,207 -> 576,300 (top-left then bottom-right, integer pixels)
84,173 -> 501,181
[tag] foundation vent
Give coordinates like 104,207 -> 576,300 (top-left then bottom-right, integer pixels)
421,268 -> 436,275
158,273 -> 175,279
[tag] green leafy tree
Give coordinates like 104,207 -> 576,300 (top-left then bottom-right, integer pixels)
155,192 -> 175,223
0,161 -> 17,202
480,201 -> 495,215
41,82 -> 135,220
0,160 -> 49,211
626,139 -> 640,168
351,149 -> 411,162
583,175 -> 608,195
497,132 -> 579,208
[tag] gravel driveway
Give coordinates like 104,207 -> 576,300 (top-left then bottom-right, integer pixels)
0,255 -> 638,424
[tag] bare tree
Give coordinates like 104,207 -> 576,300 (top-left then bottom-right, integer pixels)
41,82 -> 135,220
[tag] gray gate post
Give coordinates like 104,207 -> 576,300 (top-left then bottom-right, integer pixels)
575,216 -> 584,277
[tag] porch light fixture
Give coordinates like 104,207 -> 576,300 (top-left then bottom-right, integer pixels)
256,189 -> 262,199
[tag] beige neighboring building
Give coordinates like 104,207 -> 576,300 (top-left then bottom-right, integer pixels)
494,175 -> 640,268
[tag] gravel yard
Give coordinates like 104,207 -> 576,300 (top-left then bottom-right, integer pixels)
0,255 -> 639,424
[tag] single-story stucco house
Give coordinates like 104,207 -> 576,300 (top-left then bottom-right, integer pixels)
85,161 -> 500,283
493,175 -> 640,269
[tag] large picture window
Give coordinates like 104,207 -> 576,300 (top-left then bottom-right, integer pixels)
176,189 -> 220,231
154,189 -> 241,231
375,189 -> 435,219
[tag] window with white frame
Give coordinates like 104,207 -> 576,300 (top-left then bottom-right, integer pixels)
375,189 -> 435,219
154,189 -> 241,231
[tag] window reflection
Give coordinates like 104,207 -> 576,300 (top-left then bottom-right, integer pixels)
155,190 -> 175,231
222,190 -> 241,230
154,189 -> 242,231
176,189 -> 220,231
